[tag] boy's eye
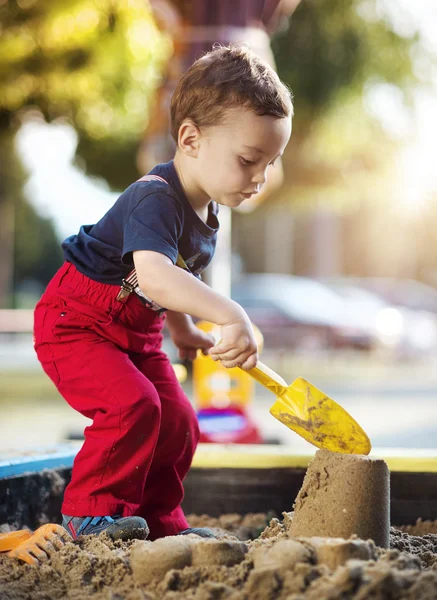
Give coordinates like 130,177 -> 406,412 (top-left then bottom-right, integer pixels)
240,157 -> 256,166
240,156 -> 278,168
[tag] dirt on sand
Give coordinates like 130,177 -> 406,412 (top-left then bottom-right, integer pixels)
2,513 -> 437,600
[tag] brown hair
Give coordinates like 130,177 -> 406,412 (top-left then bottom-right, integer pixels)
170,44 -> 293,143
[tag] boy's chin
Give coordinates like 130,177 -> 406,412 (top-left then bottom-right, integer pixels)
217,194 -> 245,208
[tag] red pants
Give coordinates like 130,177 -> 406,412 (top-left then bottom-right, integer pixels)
34,262 -> 199,539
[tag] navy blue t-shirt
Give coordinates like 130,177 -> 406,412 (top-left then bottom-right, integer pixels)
62,161 -> 219,285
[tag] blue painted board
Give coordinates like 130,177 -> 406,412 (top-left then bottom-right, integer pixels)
0,443 -> 81,479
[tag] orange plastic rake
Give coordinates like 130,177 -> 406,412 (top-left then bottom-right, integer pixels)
0,529 -> 32,551
0,523 -> 70,565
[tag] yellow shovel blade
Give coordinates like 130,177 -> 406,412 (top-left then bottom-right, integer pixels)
270,377 -> 371,455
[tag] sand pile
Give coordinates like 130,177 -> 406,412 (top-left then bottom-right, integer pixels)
2,515 -> 437,599
290,449 -> 390,547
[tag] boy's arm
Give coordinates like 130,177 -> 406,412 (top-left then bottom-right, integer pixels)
165,310 -> 194,331
133,250 -> 258,369
134,250 -> 242,325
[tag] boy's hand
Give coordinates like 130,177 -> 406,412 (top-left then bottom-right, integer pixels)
169,323 -> 215,361
208,316 -> 258,370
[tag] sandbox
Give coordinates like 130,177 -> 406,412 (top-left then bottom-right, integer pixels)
2,447 -> 437,598
2,513 -> 437,599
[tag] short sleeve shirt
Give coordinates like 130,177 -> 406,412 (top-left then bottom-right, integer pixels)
62,161 -> 220,285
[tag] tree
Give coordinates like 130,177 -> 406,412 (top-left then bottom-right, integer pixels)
14,196 -> 63,298
0,0 -> 169,305
270,0 -> 420,203
0,127 -> 63,307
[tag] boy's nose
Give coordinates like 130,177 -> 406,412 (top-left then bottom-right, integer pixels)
252,167 -> 267,186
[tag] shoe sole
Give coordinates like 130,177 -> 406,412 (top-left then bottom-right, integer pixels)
106,520 -> 149,541
63,517 -> 149,541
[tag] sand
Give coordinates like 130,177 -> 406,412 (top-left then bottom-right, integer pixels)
0,451 -> 434,598
290,450 -> 390,547
2,514 -> 437,599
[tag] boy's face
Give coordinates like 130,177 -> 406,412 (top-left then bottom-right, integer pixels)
196,107 -> 292,207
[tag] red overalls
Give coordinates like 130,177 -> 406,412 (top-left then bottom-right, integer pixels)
33,261 -> 199,540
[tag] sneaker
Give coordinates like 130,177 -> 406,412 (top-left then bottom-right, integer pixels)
62,515 -> 149,541
178,527 -> 216,538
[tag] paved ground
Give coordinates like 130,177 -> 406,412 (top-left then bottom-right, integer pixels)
1,336 -> 437,454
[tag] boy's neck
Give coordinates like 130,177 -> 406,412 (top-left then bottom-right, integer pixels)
173,152 -> 211,214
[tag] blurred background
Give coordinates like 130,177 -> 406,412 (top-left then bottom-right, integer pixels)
1,0 -> 437,453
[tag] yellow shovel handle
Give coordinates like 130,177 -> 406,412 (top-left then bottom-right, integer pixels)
243,361 -> 288,395
211,332 -> 288,396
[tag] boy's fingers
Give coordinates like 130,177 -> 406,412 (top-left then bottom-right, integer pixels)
201,340 -> 215,351
210,351 -> 239,364
240,353 -> 258,371
209,342 -> 250,357
180,349 -> 197,361
220,355 -> 253,369
215,350 -> 251,369
213,348 -> 243,362
220,359 -> 238,369
203,334 -> 216,346
208,343 -> 225,356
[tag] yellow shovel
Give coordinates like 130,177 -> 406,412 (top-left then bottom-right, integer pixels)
244,362 -> 371,455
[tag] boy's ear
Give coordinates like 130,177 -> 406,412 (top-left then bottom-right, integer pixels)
177,120 -> 200,157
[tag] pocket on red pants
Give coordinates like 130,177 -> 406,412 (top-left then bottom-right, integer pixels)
36,343 -> 61,387
34,303 -> 62,387
34,302 -> 67,345
50,307 -> 103,346
33,303 -> 48,346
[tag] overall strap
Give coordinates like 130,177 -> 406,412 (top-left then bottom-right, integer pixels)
136,174 -> 168,184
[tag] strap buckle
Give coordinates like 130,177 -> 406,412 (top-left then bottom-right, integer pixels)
116,279 -> 135,303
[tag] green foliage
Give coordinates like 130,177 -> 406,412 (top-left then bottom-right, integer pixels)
269,0 -> 423,209
75,133 -> 140,190
14,196 -> 63,288
272,0 -> 419,121
0,0 -> 171,302
0,128 -> 62,302
0,0 -> 170,140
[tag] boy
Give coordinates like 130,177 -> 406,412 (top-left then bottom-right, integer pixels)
34,45 -> 293,541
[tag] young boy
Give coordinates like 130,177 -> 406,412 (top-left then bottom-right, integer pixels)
34,45 -> 293,541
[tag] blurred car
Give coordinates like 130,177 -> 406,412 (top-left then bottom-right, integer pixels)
321,277 -> 437,357
319,279 -> 402,349
231,274 -> 379,352
352,277 -> 437,314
